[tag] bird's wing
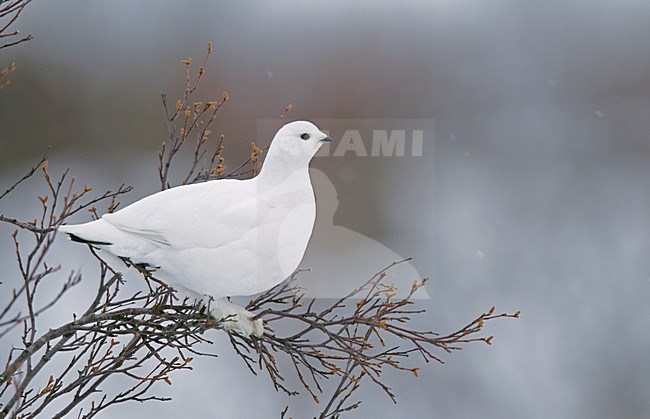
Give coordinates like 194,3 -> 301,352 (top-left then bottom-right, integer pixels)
102,179 -> 270,250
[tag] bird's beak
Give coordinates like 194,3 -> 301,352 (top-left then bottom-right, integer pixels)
320,136 -> 333,143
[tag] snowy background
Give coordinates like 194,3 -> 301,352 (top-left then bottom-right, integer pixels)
1,1 -> 650,418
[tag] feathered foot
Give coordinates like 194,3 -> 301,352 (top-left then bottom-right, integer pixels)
210,298 -> 264,337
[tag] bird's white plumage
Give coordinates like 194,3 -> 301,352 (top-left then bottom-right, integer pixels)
59,121 -> 331,336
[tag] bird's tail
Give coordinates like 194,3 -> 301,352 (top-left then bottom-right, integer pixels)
58,221 -> 113,246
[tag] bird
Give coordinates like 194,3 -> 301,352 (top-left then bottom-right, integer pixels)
59,121 -> 333,337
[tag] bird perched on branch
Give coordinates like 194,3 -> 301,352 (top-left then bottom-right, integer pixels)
59,121 -> 333,337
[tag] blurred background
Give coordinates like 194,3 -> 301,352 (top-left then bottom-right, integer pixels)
2,0 -> 650,418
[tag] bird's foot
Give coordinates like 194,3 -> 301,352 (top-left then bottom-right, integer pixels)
210,299 -> 264,338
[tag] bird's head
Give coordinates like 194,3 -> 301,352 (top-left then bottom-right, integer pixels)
270,121 -> 333,161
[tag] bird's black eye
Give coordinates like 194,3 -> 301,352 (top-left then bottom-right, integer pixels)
300,133 -> 310,140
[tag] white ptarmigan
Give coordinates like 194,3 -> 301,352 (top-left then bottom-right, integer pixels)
59,121 -> 333,337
